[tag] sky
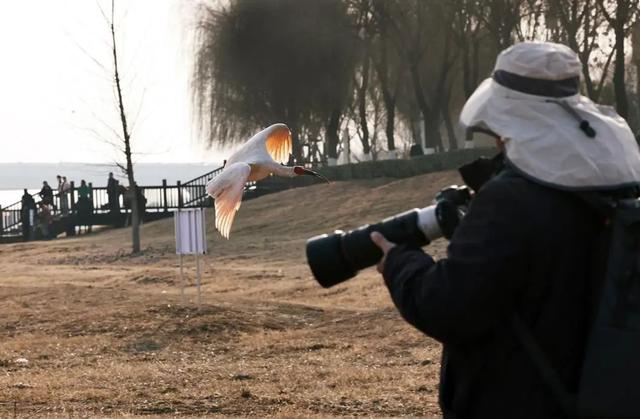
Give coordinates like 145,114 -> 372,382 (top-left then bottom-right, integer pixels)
0,0 -> 226,164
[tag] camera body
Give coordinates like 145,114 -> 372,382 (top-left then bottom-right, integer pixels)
306,185 -> 472,288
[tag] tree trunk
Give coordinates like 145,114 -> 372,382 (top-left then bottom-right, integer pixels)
423,110 -> 441,153
580,1 -> 597,99
442,100 -> 457,150
637,61 -> 640,99
111,0 -> 140,254
325,108 -> 341,159
634,20 -> 640,96
409,63 -> 440,151
385,99 -> 396,151
429,30 -> 454,152
358,41 -> 371,155
287,111 -> 303,164
462,37 -> 478,146
562,2 -> 596,98
613,24 -> 629,118
377,31 -> 396,151
462,41 -> 471,99
636,62 -> 640,97
291,130 -> 302,164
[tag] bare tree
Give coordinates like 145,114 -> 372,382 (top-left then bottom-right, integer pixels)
449,0 -> 487,147
379,0 -> 457,153
371,0 -> 406,153
519,0 -> 547,40
347,0 -> 377,158
84,0 -> 141,254
596,0 -> 640,118
545,0 -> 613,101
441,72 -> 459,150
480,0 -> 526,50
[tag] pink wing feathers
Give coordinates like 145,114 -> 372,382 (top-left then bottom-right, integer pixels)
205,162 -> 251,239
264,124 -> 292,164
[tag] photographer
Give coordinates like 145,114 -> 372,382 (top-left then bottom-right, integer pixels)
370,42 -> 640,418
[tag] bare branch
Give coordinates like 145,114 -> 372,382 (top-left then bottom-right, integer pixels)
595,0 -> 614,24
95,0 -> 110,26
63,28 -> 109,73
68,122 -> 125,151
594,43 -> 617,101
78,98 -> 125,144
128,86 -> 146,136
114,161 -> 128,177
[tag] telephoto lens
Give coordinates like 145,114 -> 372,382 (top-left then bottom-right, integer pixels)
306,185 -> 470,288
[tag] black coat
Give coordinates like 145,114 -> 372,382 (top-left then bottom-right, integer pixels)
107,177 -> 118,196
39,185 -> 53,201
383,170 -> 602,419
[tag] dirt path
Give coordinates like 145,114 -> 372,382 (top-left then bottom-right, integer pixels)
0,171 -> 460,417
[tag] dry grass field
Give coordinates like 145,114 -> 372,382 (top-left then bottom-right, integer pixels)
0,171 -> 460,418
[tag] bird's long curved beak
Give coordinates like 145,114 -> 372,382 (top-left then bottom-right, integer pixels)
303,168 -> 330,184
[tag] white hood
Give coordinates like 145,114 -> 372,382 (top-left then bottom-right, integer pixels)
460,42 -> 640,191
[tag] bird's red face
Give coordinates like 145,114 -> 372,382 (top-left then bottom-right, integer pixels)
293,166 -> 330,183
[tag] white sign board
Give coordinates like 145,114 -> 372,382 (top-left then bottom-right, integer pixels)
174,209 -> 207,255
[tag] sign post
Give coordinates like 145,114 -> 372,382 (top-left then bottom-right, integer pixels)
174,208 -> 207,307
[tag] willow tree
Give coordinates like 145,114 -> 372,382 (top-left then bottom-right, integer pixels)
192,0 -> 356,163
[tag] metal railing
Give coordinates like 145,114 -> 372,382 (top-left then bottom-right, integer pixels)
180,166 -> 224,207
0,163 -> 294,239
1,166 -> 224,238
0,190 -> 40,236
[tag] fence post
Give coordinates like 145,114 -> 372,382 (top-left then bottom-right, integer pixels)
0,205 -> 3,232
177,181 -> 183,208
162,179 -> 168,212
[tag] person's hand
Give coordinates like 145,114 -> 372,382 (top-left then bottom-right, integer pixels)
370,231 -> 397,274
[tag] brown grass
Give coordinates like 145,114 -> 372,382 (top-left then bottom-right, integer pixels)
0,171 -> 461,418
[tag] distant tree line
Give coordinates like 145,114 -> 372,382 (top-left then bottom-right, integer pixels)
192,0 -> 640,163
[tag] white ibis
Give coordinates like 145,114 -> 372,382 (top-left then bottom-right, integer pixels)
206,123 -> 329,238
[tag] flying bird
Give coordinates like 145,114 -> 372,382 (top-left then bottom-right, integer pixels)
206,123 -> 329,238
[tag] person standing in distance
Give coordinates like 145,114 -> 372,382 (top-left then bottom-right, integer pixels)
39,180 -> 53,206
106,172 -> 120,213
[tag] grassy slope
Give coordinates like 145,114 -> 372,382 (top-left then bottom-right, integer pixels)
0,170 -> 460,418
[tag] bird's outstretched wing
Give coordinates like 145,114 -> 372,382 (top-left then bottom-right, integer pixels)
205,162 -> 251,239
230,123 -> 292,166
264,124 -> 292,164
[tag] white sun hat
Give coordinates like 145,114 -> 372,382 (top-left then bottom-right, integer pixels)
460,41 -> 640,190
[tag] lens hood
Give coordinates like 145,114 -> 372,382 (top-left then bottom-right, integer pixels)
306,231 -> 357,288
